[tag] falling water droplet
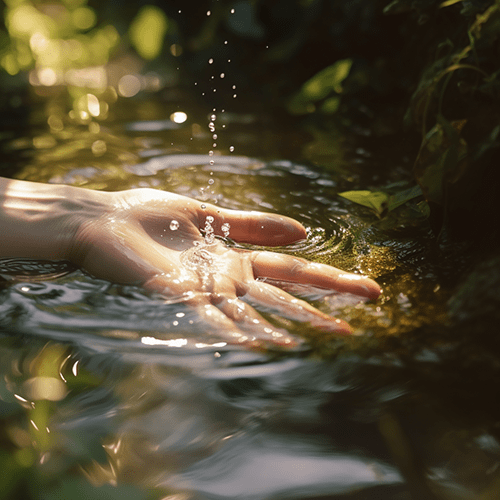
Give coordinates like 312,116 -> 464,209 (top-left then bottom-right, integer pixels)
208,58 -> 214,64
220,73 -> 225,78
207,10 -> 211,16
213,134 -> 217,140
170,220 -> 180,231
208,150 -> 214,156
208,178 -> 214,185
230,8 -> 235,13
229,146 -> 234,152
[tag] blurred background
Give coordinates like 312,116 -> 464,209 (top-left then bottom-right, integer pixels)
1,1 -> 500,499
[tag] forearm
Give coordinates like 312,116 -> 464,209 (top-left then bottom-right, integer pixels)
0,177 -> 110,261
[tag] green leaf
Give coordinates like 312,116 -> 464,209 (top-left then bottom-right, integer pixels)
387,185 -> 423,211
288,59 -> 352,114
129,6 -> 169,60
338,190 -> 389,216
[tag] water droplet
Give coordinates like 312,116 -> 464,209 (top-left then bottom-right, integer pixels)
207,10 -> 211,16
229,146 -> 234,152
222,223 -> 231,237
170,220 -> 180,230
213,142 -> 217,148
212,133 -> 217,140
220,73 -> 225,78
208,178 -> 214,185
224,40 -> 228,44
228,59 -> 231,63
208,150 -> 214,156
210,114 -> 216,121
230,8 -> 235,13
232,94 -> 237,98
209,159 -> 215,165
208,58 -> 213,64
206,215 -> 214,223
201,204 -> 206,210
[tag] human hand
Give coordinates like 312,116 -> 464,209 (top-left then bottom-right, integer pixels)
67,188 -> 381,347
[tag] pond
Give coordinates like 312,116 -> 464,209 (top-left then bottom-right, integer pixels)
0,83 -> 499,500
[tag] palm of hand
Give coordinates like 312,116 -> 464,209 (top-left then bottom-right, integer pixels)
70,188 -> 381,347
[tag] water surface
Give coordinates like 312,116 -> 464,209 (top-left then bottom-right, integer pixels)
0,92 -> 497,500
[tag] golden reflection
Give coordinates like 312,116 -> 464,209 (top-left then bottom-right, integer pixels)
170,111 -> 188,124
141,337 -> 188,347
118,74 -> 142,97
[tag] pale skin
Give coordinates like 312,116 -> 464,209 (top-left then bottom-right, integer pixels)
0,177 -> 381,347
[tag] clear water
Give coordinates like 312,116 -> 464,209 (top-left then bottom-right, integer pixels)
0,92 -> 497,500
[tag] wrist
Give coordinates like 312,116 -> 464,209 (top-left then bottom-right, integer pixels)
0,177 -> 111,261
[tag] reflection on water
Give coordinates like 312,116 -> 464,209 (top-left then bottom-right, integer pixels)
1,99 -> 499,500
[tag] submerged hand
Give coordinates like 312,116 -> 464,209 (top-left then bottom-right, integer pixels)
67,188 -> 381,346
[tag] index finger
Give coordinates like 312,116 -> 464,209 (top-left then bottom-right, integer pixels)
198,204 -> 307,247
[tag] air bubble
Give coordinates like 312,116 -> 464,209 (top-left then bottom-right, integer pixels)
201,204 -> 206,209
206,215 -> 214,223
208,178 -> 214,185
222,223 -> 231,237
170,220 -> 180,230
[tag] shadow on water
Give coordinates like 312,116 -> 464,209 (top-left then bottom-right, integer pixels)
1,91 -> 500,500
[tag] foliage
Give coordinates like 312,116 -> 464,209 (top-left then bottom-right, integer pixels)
288,59 -> 353,115
339,184 -> 424,218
